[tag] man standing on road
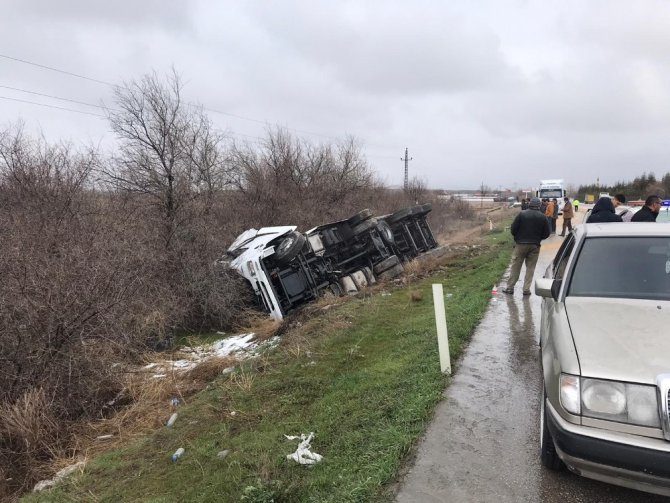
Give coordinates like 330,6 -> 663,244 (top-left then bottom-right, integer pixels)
551,198 -> 559,234
574,199 -> 580,212
631,195 -> 662,222
559,196 -> 574,236
503,197 -> 551,296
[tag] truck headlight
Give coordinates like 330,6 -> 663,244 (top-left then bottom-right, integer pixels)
581,378 -> 660,428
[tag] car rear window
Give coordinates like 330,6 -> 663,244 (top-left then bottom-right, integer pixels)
568,237 -> 670,300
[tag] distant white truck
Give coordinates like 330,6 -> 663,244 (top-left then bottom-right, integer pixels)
536,179 -> 567,213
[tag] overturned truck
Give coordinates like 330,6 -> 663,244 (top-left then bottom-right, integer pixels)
226,204 -> 437,320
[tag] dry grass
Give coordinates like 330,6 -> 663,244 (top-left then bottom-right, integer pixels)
59,353 -> 242,474
0,388 -> 64,498
186,355 -> 238,383
234,310 -> 283,342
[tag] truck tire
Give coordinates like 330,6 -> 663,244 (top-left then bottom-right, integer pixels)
339,275 -> 358,295
350,270 -> 369,289
388,207 -> 413,224
373,255 -> 401,275
352,217 -> 378,236
377,263 -> 404,281
274,231 -> 306,264
362,266 -> 376,285
376,220 -> 395,244
347,209 -> 373,227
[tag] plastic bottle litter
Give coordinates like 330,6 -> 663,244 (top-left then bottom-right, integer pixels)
172,447 -> 185,463
166,413 -> 178,428
491,284 -> 498,295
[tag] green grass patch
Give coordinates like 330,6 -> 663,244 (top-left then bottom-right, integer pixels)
26,231 -> 513,503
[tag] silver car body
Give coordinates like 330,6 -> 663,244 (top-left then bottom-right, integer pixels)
537,222 -> 670,496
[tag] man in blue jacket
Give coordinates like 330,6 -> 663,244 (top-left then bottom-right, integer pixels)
503,197 -> 551,296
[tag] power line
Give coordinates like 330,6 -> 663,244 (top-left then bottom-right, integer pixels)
0,84 -> 109,111
0,53 -> 118,88
0,52 -> 341,141
0,95 -> 106,117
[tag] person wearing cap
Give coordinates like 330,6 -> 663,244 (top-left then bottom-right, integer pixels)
559,196 -> 574,236
631,195 -> 662,222
503,197 -> 551,296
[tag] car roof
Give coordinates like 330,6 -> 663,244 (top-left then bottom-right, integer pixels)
580,222 -> 670,238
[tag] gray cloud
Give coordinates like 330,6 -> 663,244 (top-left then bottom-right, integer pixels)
2,0 -> 670,189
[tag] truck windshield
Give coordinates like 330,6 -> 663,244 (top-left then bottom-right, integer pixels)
539,189 -> 563,198
568,237 -> 670,301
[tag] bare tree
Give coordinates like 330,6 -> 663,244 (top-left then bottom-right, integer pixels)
104,70 -> 232,251
229,128 -> 375,227
405,176 -> 428,204
103,70 -> 247,337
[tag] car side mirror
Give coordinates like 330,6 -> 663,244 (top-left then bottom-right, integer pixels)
535,278 -> 561,301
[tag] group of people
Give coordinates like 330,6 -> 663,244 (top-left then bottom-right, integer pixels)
503,193 -> 664,295
586,194 -> 663,223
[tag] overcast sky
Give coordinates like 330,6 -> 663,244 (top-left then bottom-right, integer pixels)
2,0 -> 670,190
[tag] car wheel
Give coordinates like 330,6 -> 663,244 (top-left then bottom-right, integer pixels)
347,209 -> 373,227
540,388 -> 564,471
373,255 -> 401,275
352,217 -> 378,236
274,231 -> 306,264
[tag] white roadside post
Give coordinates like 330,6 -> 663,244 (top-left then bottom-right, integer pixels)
432,283 -> 451,375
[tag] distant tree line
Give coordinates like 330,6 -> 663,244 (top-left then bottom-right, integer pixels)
0,70 -> 474,497
577,172 -> 670,201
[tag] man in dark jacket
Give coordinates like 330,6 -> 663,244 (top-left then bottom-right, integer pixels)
585,197 -> 623,223
503,197 -> 551,295
631,195 -> 662,222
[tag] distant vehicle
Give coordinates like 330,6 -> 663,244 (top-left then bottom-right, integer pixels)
226,205 -> 437,320
536,180 -> 567,213
536,223 -> 670,496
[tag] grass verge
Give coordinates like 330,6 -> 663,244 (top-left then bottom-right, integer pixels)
26,230 -> 513,503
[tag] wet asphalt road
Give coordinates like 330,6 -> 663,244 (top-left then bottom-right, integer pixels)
395,220 -> 669,502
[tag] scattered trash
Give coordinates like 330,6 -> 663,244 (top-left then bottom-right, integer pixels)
217,450 -> 230,459
446,293 -> 453,298
96,434 -> 114,441
380,291 -> 392,297
33,461 -> 85,492
230,411 -> 237,417
151,374 -> 167,379
491,284 -> 498,295
144,363 -> 158,370
285,432 -> 323,465
172,447 -> 185,463
166,413 -> 178,428
170,397 -> 180,408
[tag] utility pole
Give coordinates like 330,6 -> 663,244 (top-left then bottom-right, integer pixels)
401,148 -> 412,190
